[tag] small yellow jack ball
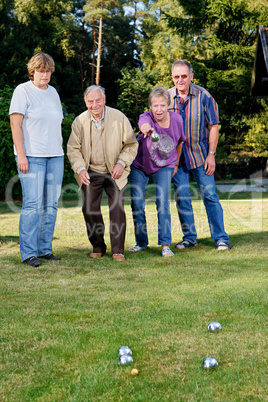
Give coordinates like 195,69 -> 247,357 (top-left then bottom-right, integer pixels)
131,368 -> 139,375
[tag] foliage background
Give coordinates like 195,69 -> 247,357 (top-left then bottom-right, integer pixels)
0,0 -> 268,197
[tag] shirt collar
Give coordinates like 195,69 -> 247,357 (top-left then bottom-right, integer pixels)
174,83 -> 196,99
91,106 -> 106,129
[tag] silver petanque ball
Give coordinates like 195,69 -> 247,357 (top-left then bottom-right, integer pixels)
208,321 -> 222,332
202,357 -> 219,369
118,354 -> 134,365
118,346 -> 132,357
151,132 -> 160,142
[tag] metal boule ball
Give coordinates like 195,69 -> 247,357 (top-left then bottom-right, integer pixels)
202,357 -> 218,369
118,346 -> 132,356
151,132 -> 160,142
208,321 -> 222,332
118,354 -> 134,365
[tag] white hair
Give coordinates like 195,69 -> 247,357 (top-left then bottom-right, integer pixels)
84,85 -> 105,99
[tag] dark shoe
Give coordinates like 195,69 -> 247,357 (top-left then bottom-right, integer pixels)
217,242 -> 231,251
90,252 -> 105,258
175,241 -> 197,250
40,254 -> 61,261
128,245 -> 147,252
23,256 -> 41,267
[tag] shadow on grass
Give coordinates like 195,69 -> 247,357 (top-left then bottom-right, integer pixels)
1,182 -> 267,214
62,231 -> 267,259
195,231 -> 268,249
0,235 -> 19,244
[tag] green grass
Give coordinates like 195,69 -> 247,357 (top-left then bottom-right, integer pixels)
0,187 -> 267,401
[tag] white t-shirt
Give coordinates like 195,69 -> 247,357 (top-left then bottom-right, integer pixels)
9,80 -> 64,157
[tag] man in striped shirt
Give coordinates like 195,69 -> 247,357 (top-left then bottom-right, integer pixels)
169,59 -> 230,251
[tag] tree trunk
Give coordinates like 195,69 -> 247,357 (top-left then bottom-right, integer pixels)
96,15 -> 102,85
92,21 -> 96,85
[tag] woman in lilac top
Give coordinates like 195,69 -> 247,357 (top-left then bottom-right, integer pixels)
129,86 -> 185,257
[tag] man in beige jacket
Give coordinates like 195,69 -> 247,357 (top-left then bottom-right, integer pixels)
67,85 -> 138,261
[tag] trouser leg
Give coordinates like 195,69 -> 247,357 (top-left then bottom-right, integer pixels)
39,156 -> 64,256
81,172 -> 107,254
129,165 -> 149,247
193,166 -> 229,245
153,167 -> 173,245
104,177 -> 126,255
172,163 -> 197,244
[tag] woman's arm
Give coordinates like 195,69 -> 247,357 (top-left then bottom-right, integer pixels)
10,113 -> 28,173
172,141 -> 183,177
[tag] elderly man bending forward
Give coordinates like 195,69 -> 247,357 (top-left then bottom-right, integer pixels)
67,85 -> 138,261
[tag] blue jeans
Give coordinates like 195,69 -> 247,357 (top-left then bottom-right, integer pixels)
172,162 -> 229,245
17,156 -> 64,261
129,165 -> 174,246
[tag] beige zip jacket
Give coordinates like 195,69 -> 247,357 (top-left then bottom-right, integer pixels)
67,107 -> 138,190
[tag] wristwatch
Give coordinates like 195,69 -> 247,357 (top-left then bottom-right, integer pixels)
208,151 -> 216,156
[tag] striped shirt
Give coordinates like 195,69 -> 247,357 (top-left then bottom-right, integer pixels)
169,83 -> 219,170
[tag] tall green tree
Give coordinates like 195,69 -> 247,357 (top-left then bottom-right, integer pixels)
83,0 -> 141,104
165,0 -> 268,157
117,66 -> 158,128
0,0 -> 89,114
84,0 -> 110,84
131,0 -> 268,159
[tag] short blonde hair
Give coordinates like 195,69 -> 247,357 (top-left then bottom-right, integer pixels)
27,52 -> 55,81
148,86 -> 171,106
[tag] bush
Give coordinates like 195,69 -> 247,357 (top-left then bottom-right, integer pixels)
0,86 -> 19,200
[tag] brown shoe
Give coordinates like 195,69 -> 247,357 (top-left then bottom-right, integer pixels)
90,252 -> 105,258
112,253 -> 125,261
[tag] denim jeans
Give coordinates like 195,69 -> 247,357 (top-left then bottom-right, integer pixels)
17,156 -> 64,261
172,161 -> 229,245
129,165 -> 174,246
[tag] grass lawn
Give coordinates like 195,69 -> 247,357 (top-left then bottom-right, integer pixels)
0,185 -> 267,401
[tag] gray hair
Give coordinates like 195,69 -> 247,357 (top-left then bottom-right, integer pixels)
148,86 -> 171,106
84,85 -> 105,99
171,59 -> 193,75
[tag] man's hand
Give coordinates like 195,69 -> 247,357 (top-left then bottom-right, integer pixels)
112,163 -> 124,180
204,154 -> 216,176
79,169 -> 90,186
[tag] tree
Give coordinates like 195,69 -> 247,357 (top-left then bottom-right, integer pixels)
84,0 -> 141,104
134,0 -> 268,159
83,0 -> 112,84
117,67 -> 158,129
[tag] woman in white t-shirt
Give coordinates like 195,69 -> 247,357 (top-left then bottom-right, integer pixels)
9,52 -> 64,267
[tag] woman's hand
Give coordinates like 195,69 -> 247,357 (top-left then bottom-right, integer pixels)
172,166 -> 178,177
140,123 -> 155,138
17,155 -> 29,174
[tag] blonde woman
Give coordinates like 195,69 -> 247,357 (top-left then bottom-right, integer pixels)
9,53 -> 64,267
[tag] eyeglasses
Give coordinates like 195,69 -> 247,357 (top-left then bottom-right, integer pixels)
172,74 -> 189,80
